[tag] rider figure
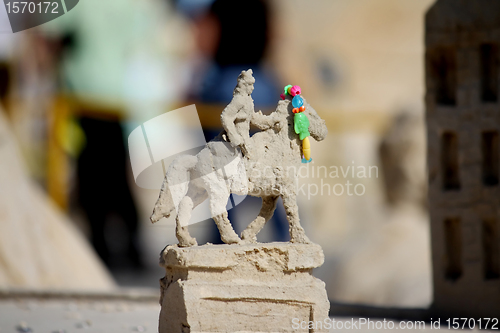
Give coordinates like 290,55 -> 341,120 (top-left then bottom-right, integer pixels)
221,69 -> 277,159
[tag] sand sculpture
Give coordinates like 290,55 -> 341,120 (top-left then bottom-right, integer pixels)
151,70 -> 330,332
151,69 -> 328,247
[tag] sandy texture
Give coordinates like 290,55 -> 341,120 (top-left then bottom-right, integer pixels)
158,242 -> 330,333
151,70 -> 328,247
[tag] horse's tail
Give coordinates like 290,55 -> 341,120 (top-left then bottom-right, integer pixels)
150,155 -> 198,223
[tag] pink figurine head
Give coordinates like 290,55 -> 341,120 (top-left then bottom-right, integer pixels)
290,85 -> 301,96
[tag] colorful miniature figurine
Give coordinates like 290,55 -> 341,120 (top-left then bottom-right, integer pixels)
285,86 -> 312,163
294,110 -> 312,163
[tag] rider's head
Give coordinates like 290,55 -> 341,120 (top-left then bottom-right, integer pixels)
235,69 -> 255,96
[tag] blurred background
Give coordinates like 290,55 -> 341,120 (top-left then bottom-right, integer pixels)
0,0 -> 434,311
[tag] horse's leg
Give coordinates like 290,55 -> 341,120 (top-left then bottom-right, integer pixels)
282,192 -> 311,244
213,211 -> 241,244
175,187 -> 208,247
175,195 -> 197,247
241,196 -> 279,243
201,171 -> 241,244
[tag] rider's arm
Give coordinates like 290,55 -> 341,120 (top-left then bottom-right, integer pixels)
251,110 -> 277,130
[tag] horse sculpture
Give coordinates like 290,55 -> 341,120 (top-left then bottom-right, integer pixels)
150,70 -> 328,247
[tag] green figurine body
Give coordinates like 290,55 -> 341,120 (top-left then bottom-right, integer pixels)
294,112 -> 310,140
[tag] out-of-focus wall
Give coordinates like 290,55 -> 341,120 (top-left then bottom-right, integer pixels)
272,0 -> 432,114
267,0 -> 435,307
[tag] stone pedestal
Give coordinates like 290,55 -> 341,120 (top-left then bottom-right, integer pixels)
158,242 -> 330,332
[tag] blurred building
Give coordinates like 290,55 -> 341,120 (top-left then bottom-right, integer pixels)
289,0 -> 434,307
426,0 -> 500,317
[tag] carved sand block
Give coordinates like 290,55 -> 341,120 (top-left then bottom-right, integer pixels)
159,242 -> 330,333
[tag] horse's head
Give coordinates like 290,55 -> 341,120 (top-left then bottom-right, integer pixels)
301,97 -> 328,141
282,95 -> 328,142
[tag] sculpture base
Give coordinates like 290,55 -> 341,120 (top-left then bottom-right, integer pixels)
158,242 -> 329,333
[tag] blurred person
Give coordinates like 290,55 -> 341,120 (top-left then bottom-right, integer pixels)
185,0 -> 278,110
38,0 -> 188,270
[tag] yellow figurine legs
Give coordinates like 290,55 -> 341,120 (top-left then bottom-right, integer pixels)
302,137 -> 312,163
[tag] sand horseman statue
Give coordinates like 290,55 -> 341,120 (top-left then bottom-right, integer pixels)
150,69 -> 328,247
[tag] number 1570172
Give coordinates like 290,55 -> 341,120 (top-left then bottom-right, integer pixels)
5,2 -> 59,14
